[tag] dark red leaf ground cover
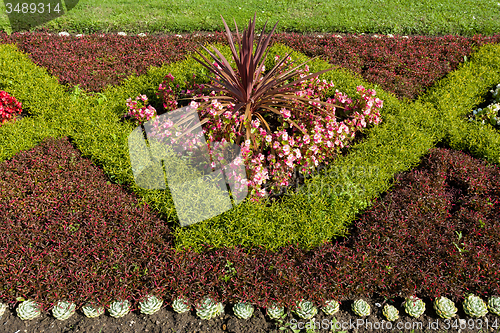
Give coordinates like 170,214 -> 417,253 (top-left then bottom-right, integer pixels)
1,29 -> 500,100
1,139 -> 498,318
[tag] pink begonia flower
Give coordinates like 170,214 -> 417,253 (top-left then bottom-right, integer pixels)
313,133 -> 322,143
251,119 -> 260,128
266,135 -> 273,143
281,108 -> 291,118
310,145 -> 319,154
282,145 -> 291,155
190,101 -> 200,109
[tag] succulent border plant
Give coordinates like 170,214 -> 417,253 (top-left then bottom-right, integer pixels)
352,299 -> 371,317
463,294 -> 488,318
433,296 -> 457,319
488,296 -> 500,316
81,303 -> 105,318
404,296 -> 426,318
175,13 -> 344,147
52,301 -> 76,320
382,304 -> 399,321
233,301 -> 254,320
0,302 -> 7,317
195,296 -> 224,320
293,299 -> 318,320
139,294 -> 164,315
172,296 -> 191,314
108,299 -> 131,318
266,302 -> 285,320
16,299 -> 42,320
321,299 -> 340,316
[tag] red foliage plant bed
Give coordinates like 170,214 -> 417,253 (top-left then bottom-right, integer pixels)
269,33 -> 500,100
0,137 -> 498,313
1,30 -> 499,100
0,30 -> 230,94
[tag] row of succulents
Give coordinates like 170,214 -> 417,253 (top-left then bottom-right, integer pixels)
353,295 -> 500,322
1,294 -> 499,322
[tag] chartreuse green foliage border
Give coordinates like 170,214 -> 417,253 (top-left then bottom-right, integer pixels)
0,41 -> 500,253
420,43 -> 500,164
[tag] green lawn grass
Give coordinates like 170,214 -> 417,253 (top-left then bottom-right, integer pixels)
0,0 -> 499,36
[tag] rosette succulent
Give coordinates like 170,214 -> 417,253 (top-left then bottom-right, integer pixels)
382,304 -> 399,321
108,299 -> 131,318
52,301 -> 76,320
352,299 -> 371,317
139,294 -> 163,315
81,303 -> 105,318
233,301 -> 254,320
16,299 -> 42,320
172,296 -> 191,314
195,296 -> 224,320
293,300 -> 318,320
266,302 -> 285,320
0,302 -> 7,317
488,296 -> 500,316
433,296 -> 457,319
322,300 -> 340,316
404,296 -> 425,318
463,294 -> 488,318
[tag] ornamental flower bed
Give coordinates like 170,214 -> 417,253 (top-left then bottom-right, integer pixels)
1,13 -> 500,333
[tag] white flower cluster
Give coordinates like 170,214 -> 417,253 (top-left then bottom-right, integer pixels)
53,32 -> 150,38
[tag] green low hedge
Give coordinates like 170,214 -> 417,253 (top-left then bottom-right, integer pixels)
0,43 -> 74,160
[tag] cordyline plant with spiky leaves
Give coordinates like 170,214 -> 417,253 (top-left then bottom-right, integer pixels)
172,13 -> 346,150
